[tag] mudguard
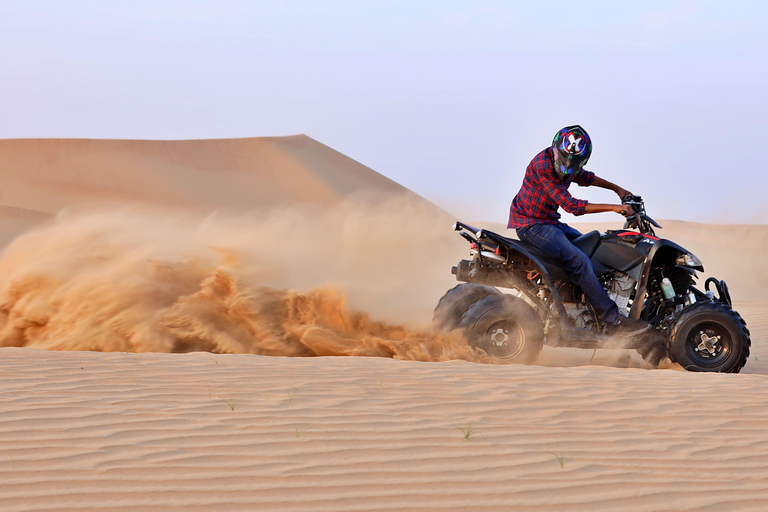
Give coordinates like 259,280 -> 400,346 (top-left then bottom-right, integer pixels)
452,222 -> 572,334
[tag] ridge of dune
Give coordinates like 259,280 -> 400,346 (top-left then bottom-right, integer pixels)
0,135 -> 437,254
0,135 -> 418,214
0,205 -> 53,248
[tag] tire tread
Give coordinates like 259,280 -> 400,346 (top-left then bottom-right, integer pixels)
668,301 -> 751,373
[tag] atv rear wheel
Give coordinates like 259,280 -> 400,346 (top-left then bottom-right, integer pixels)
668,302 -> 751,373
433,283 -> 501,333
458,294 -> 544,364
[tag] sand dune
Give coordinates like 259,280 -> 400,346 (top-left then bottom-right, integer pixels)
2,342 -> 768,512
0,136 -> 767,510
0,135 -> 412,211
0,135 -> 420,245
0,205 -> 53,249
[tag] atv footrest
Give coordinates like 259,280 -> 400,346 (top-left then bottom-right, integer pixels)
555,327 -> 599,349
555,327 -> 661,351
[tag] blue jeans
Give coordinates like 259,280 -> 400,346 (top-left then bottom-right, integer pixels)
516,222 -> 621,325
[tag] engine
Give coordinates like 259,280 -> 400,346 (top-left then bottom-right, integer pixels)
605,272 -> 636,317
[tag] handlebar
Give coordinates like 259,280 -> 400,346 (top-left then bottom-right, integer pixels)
620,195 -> 662,235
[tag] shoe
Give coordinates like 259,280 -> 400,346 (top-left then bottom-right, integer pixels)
607,316 -> 652,337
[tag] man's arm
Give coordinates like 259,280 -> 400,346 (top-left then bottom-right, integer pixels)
536,171 -> 589,216
537,170 -> 635,217
590,175 -> 632,200
584,203 -> 635,217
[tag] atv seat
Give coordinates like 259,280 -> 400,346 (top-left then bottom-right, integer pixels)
499,229 -> 602,286
572,230 -> 600,258
502,229 -> 601,259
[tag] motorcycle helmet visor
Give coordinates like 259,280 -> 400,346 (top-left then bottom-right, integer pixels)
553,149 -> 588,180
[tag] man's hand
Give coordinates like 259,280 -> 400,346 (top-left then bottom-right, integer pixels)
616,187 -> 633,201
617,204 -> 635,217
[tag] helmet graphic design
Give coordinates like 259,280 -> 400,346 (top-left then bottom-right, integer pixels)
552,125 -> 592,180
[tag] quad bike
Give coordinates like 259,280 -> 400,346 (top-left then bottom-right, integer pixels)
435,196 -> 750,372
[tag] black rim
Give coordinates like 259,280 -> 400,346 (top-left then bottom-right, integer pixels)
479,320 -> 525,359
685,322 -> 732,368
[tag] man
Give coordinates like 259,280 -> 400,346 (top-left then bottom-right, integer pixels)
507,125 -> 650,336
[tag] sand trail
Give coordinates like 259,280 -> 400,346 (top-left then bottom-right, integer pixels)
0,199 -> 475,360
0,202 -> 763,373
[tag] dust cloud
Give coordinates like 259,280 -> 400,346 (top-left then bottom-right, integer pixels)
0,195 -> 500,362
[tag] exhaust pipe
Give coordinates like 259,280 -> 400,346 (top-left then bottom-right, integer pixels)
480,250 -> 505,263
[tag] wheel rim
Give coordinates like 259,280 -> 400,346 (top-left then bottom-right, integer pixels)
480,320 -> 526,359
684,321 -> 732,368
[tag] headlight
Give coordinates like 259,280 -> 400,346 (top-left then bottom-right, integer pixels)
677,253 -> 702,268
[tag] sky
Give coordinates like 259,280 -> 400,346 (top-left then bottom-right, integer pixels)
1,0 -> 767,224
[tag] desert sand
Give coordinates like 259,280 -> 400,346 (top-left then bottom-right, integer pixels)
0,136 -> 767,511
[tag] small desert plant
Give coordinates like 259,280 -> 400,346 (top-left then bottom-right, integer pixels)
222,399 -> 236,411
547,452 -> 566,468
459,422 -> 476,441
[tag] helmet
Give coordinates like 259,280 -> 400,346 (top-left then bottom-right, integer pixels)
552,125 -> 592,180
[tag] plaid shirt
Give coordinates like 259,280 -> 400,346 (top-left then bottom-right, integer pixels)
507,147 -> 595,229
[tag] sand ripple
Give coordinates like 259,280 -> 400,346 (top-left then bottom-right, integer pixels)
3,348 -> 768,511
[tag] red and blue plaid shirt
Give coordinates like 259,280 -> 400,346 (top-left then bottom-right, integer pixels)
507,147 -> 595,229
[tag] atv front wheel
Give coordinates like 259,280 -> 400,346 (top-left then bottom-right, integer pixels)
433,283 -> 501,333
668,302 -> 751,373
458,294 -> 544,364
